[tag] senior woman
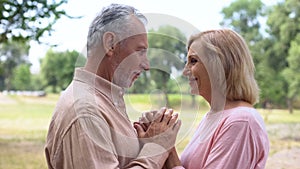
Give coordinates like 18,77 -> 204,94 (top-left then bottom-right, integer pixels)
165,29 -> 270,169
136,29 -> 269,169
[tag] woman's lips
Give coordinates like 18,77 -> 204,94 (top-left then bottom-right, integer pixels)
189,77 -> 197,82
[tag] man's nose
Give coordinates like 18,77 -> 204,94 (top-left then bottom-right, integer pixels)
141,58 -> 150,71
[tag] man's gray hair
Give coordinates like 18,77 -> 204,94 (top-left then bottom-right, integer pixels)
87,3 -> 147,56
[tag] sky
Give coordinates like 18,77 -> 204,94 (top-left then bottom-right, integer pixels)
30,0 -> 278,73
28,0 -> 238,73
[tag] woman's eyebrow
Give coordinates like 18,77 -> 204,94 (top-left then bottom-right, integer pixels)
187,54 -> 198,58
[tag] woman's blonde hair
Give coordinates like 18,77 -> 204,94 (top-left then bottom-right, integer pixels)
187,29 -> 259,105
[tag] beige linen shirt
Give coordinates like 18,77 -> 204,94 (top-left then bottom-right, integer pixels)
45,68 -> 168,169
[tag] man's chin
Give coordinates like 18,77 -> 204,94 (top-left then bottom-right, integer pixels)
118,79 -> 135,88
128,80 -> 136,88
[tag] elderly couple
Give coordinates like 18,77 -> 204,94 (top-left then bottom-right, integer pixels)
45,3 -> 269,169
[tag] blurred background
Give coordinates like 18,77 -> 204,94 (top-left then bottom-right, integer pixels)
0,0 -> 300,168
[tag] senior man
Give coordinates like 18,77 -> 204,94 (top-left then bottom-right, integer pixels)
45,3 -> 181,169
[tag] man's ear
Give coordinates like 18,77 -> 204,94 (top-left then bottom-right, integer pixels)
103,32 -> 116,57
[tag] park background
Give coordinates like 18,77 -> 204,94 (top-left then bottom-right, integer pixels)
1,0 -> 300,168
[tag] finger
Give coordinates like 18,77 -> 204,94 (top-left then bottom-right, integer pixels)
143,122 -> 151,129
134,123 -> 146,138
140,123 -> 148,131
145,110 -> 157,122
162,109 -> 173,124
154,107 -> 166,123
168,113 -> 178,125
141,112 -> 150,123
172,120 -> 182,133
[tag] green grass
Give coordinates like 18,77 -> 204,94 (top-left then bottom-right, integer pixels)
0,93 -> 300,168
259,108 -> 300,124
0,94 -> 59,169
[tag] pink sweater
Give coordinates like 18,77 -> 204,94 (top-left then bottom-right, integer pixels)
175,107 -> 269,169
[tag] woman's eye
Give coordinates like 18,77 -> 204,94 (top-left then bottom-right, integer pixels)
190,58 -> 198,64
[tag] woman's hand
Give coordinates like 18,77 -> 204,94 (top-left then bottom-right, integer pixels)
164,147 -> 182,169
134,107 -> 181,151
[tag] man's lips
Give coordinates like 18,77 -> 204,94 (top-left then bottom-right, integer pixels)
133,72 -> 141,80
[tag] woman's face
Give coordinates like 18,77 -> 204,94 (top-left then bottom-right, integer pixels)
183,47 -> 211,101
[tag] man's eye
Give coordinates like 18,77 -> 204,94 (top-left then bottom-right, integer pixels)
138,49 -> 147,55
190,58 -> 198,64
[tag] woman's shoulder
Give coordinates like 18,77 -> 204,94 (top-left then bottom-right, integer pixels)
222,106 -> 266,131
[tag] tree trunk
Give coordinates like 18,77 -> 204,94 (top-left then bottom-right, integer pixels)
163,90 -> 169,107
191,95 -> 196,107
287,98 -> 293,114
5,77 -> 12,91
52,85 -> 57,93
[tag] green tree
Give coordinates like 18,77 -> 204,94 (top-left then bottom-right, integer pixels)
40,49 -> 60,92
220,0 -> 265,76
11,63 -> 31,90
0,0 -> 71,43
147,25 -> 187,106
0,40 -> 29,90
40,49 -> 85,93
0,61 -> 5,90
220,0 -> 264,47
31,73 -> 44,91
265,0 -> 300,111
282,34 -> 300,113
220,0 -> 290,108
59,50 -> 86,89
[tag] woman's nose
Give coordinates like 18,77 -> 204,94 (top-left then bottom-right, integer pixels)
183,66 -> 190,76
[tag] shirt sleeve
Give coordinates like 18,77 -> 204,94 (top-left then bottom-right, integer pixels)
204,121 -> 259,169
56,114 -> 168,169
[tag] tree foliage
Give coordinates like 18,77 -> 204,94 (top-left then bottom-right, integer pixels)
265,0 -> 300,112
147,25 -> 186,106
220,0 -> 271,106
40,49 -> 85,93
282,34 -> 300,112
129,25 -> 187,107
11,63 -> 31,90
221,0 -> 264,44
0,40 -> 29,90
0,0 -> 70,43
220,0 -> 300,111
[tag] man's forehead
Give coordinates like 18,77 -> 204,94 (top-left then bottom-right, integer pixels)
117,30 -> 147,43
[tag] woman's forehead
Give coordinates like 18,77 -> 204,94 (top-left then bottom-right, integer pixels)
188,40 -> 203,55
187,47 -> 198,56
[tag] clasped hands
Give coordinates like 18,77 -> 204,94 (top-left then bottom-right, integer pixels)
133,107 -> 181,151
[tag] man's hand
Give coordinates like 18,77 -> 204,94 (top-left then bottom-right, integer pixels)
134,107 -> 181,151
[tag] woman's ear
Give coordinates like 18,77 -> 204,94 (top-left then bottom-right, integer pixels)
103,32 -> 116,57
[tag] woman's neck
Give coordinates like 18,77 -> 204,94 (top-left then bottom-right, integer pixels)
224,100 -> 252,110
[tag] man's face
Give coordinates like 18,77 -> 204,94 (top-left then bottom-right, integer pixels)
112,33 -> 149,88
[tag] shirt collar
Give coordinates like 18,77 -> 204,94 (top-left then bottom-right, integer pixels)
73,68 -> 125,105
